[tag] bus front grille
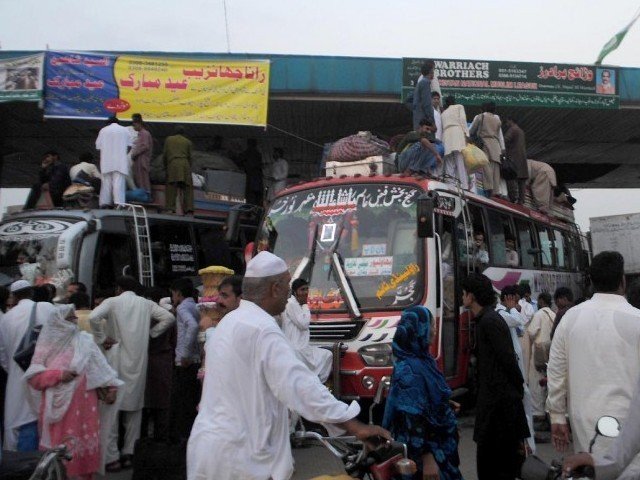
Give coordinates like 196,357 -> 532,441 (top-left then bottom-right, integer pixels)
309,321 -> 364,341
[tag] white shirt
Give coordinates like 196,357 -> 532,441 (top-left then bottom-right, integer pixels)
268,158 -> 289,201
0,299 -> 57,450
282,296 -> 332,382
433,107 -> 443,141
547,293 -> 640,472
519,298 -> 536,323
187,300 -> 359,480
496,302 -> 536,452
70,162 -> 102,181
95,123 -> 133,175
89,291 -> 175,411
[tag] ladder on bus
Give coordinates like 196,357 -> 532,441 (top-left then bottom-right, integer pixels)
118,203 -> 155,287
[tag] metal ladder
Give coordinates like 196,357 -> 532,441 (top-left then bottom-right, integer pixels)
118,203 -> 155,287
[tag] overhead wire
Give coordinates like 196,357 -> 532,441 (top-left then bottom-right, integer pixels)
267,124 -> 325,148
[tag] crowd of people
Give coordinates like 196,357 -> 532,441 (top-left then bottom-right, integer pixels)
2,247 -> 640,479
24,117 -> 290,214
402,61 -> 577,214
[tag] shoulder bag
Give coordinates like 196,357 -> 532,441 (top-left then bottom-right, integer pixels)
470,113 -> 486,150
13,303 -> 41,371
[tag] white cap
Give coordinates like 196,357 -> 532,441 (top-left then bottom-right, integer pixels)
10,280 -> 31,293
244,251 -> 288,278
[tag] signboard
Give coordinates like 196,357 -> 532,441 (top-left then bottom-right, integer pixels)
169,243 -> 196,274
0,54 -> 44,102
402,58 -> 619,109
591,213 -> 640,274
44,51 -> 270,125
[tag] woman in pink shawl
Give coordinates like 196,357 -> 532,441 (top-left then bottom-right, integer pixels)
24,305 -> 121,479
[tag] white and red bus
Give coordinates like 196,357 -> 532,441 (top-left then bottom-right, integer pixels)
255,170 -> 589,401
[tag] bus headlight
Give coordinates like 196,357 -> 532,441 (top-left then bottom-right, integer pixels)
358,343 -> 393,367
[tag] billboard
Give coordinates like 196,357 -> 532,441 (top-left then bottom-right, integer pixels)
0,53 -> 44,102
44,51 -> 270,125
402,58 -> 619,109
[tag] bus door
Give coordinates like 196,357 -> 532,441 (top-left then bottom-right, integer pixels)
434,192 -> 470,386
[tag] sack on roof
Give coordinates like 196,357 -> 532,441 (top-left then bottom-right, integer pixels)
327,131 -> 391,163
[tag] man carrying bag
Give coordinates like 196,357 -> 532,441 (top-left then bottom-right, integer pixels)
0,280 -> 57,451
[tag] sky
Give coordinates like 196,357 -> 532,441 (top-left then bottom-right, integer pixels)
2,0 -> 640,231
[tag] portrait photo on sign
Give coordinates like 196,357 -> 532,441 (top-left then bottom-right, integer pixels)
596,68 -> 616,95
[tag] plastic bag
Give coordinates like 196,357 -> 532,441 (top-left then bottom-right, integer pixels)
126,188 -> 152,203
462,144 -> 489,172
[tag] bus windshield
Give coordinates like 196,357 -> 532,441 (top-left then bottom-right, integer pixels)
259,183 -> 424,312
0,218 -> 79,288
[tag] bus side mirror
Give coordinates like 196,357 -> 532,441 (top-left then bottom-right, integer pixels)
417,192 -> 437,238
224,207 -> 242,243
225,204 -> 261,243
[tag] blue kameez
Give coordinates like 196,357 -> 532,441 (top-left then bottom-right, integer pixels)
382,306 -> 463,480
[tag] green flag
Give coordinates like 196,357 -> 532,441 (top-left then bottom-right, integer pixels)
596,9 -> 640,65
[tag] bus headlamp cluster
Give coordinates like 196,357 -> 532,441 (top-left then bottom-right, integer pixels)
358,343 -> 393,367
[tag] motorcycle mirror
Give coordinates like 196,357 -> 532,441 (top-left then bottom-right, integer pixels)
596,416 -> 621,438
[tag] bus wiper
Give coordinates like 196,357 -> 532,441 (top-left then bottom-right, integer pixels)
331,251 -> 362,319
329,225 -> 362,319
292,223 -> 318,285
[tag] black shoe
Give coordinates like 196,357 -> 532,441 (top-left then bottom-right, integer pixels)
120,454 -> 133,469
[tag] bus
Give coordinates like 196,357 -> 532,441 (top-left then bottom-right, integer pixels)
254,171 -> 589,401
0,205 -> 259,300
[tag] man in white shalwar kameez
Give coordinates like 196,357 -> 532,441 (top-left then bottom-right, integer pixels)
187,251 -> 390,480
89,276 -> 175,469
0,281 -> 57,451
547,251 -> 640,479
496,285 -> 536,453
267,148 -> 289,202
524,292 -> 555,421
95,116 -> 133,207
282,278 -> 332,382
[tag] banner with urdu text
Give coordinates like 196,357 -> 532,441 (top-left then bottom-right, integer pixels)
402,57 -> 620,109
44,51 -> 270,125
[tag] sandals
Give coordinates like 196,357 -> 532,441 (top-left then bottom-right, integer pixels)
105,460 -> 122,472
121,454 -> 133,469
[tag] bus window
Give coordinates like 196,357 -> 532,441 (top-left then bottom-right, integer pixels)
563,232 -> 576,271
554,230 -> 567,269
95,233 -> 136,292
515,218 -> 539,269
487,210 -> 517,266
537,227 -> 554,267
193,224 -> 241,272
467,204 -> 489,267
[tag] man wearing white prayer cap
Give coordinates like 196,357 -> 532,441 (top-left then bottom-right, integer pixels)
0,280 -> 57,451
187,251 -> 390,480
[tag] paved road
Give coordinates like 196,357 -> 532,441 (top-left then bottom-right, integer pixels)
98,414 -> 563,480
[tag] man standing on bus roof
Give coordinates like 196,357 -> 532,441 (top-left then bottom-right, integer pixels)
163,126 -> 194,215
503,117 -> 529,205
187,251 -> 390,480
89,276 -> 175,470
547,251 -> 640,478
412,61 -> 434,131
130,114 -> 153,194
96,116 -> 134,208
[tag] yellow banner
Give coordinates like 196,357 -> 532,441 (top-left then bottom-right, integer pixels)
113,56 -> 270,125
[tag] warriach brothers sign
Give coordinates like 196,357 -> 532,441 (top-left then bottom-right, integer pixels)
402,57 -> 619,109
